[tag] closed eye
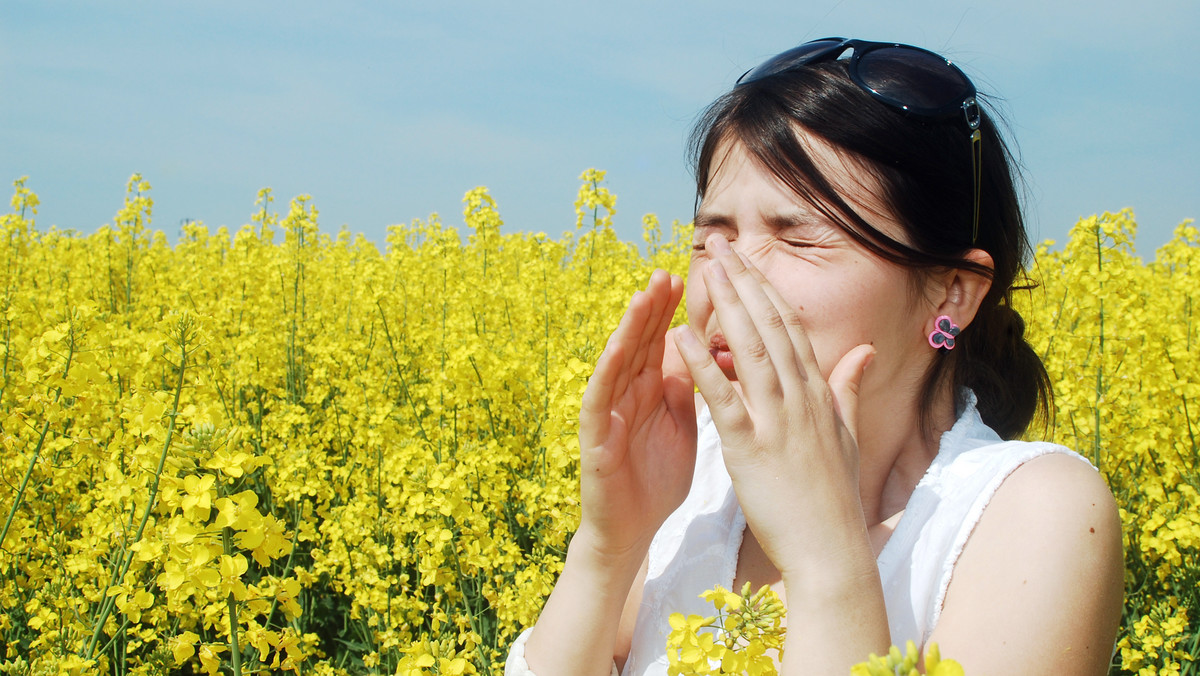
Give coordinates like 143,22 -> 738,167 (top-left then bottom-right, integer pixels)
691,213 -> 736,252
778,221 -> 838,248
691,226 -> 735,253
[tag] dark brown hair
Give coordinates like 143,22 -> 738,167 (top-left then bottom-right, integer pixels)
689,59 -> 1051,439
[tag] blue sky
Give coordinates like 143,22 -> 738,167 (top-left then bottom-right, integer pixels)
3,0 -> 1197,251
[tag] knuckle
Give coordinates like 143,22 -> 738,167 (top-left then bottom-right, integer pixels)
710,384 -> 742,411
810,382 -> 836,410
742,338 -> 771,362
779,308 -> 804,329
759,308 -> 787,332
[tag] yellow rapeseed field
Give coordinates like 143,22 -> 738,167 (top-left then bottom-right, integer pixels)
0,172 -> 1195,675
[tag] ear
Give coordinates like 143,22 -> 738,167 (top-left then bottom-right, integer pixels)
927,249 -> 994,331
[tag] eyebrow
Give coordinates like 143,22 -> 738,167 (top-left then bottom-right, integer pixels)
692,212 -> 732,231
767,212 -> 821,231
693,210 -> 823,232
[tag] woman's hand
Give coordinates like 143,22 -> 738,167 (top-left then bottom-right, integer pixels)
673,234 -> 890,673
577,269 -> 697,562
523,270 -> 695,676
672,234 -> 876,582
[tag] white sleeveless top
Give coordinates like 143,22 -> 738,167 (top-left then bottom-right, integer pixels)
620,392 -> 1090,676
504,392 -> 1091,676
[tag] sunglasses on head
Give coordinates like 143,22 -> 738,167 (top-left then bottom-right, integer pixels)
738,38 -> 983,242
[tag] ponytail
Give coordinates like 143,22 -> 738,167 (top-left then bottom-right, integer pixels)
956,299 -> 1052,439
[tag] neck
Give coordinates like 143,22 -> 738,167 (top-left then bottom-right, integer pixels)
855,382 -> 958,525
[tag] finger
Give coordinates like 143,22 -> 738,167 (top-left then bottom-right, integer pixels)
612,271 -> 676,397
659,275 -> 693,404
580,387 -> 619,456
661,337 -> 697,427
580,336 -> 627,450
581,287 -> 654,430
703,238 -> 795,404
737,253 -> 820,382
826,344 -> 876,444
633,270 -> 671,366
581,271 -> 681,439
672,325 -> 753,445
640,271 -> 685,374
662,319 -> 688,382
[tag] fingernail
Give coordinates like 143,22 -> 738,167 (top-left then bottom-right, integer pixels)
674,325 -> 700,347
709,234 -> 732,255
673,327 -> 704,358
862,348 -> 877,374
708,259 -> 729,283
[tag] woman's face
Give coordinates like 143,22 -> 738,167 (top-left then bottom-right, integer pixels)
687,134 -> 935,396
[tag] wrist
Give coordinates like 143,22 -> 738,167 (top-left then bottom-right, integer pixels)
774,515 -> 877,591
524,527 -> 646,676
777,536 -> 880,604
777,547 -> 891,674
567,524 -> 651,578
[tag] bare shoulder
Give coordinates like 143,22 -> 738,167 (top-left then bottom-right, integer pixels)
983,452 -> 1120,534
929,451 -> 1124,676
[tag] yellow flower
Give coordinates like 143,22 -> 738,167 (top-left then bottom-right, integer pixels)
180,473 -> 215,519
924,643 -> 965,676
197,643 -> 226,675
213,490 -> 262,531
169,631 -> 199,664
3,178 -> 1194,674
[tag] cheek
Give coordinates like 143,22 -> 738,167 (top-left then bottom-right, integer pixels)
774,282 -> 886,372
684,265 -> 710,323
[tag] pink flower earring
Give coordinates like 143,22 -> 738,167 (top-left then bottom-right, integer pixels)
928,315 -> 960,350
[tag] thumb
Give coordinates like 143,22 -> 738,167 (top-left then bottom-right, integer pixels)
662,324 -> 689,381
826,344 -> 876,444
663,327 -> 698,414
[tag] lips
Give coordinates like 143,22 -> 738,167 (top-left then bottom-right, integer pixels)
709,334 -> 737,377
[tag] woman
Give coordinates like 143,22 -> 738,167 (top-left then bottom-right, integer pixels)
508,38 -> 1124,675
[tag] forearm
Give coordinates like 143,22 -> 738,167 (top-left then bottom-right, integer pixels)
523,526 -> 647,676
778,530 -> 891,675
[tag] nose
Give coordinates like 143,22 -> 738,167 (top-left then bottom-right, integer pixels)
708,232 -> 770,269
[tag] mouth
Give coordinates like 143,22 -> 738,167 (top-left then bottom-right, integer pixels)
709,335 -> 737,379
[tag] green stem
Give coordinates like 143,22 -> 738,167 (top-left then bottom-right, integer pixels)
223,527 -> 243,676
0,318 -> 77,556
1093,224 -> 1104,467
586,191 -> 600,287
0,419 -> 51,556
1181,623 -> 1200,676
84,319 -> 191,660
447,527 -> 493,676
0,312 -> 13,408
260,519 -> 302,631
375,300 -> 429,443
468,355 -> 498,441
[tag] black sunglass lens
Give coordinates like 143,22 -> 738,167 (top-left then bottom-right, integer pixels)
738,38 -> 845,84
856,46 -> 973,114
